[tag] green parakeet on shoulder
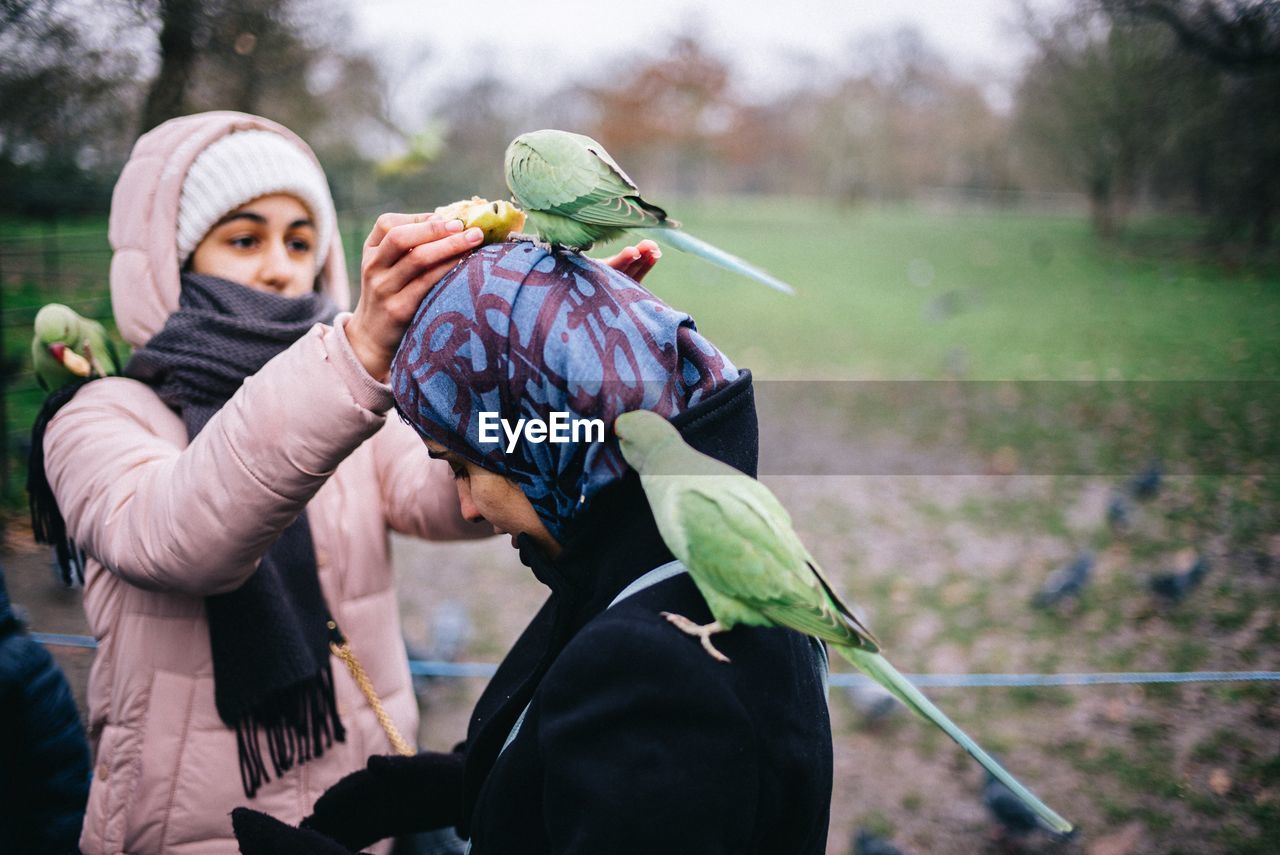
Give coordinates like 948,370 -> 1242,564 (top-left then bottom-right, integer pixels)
614,408 -> 1073,836
505,129 -> 796,295
31,303 -> 121,391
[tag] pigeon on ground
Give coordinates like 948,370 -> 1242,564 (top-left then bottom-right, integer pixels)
1031,551 -> 1094,609
1129,462 -> 1162,501
1106,491 -> 1133,532
426,600 -> 472,663
854,827 -> 908,855
1150,553 -> 1209,603
406,600 -> 474,696
984,771 -> 1076,844
845,682 -> 901,725
1106,461 -> 1162,532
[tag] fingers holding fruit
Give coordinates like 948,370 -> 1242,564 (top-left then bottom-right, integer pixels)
434,197 -> 527,244
346,197 -> 529,381
365,218 -> 481,280
349,215 -> 485,381
364,211 -> 435,250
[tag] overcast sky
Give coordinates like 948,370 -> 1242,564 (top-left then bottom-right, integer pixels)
349,0 -> 1064,120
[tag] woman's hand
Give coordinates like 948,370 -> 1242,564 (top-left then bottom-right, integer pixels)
602,239 -> 661,283
231,808 -> 360,855
346,213 -> 484,381
301,750 -> 466,850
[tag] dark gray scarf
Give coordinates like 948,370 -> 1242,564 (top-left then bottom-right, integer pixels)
31,272 -> 347,798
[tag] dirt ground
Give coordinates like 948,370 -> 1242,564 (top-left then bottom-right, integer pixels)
5,394 -> 1277,854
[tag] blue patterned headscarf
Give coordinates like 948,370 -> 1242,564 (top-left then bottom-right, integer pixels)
390,240 -> 738,541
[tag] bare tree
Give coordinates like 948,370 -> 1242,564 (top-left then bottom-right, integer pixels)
1013,6 -> 1192,236
0,1 -> 140,213
582,32 -> 735,195
1101,0 -> 1279,247
139,0 -> 204,133
1102,0 -> 1280,71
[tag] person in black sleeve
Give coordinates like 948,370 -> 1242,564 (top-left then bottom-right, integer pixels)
234,241 -> 832,855
0,562 -> 91,854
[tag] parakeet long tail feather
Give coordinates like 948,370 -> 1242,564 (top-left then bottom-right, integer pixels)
644,228 -> 796,295
839,646 -> 1073,834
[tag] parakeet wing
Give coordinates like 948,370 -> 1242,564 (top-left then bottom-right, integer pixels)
572,132 -> 638,190
570,195 -> 670,229
80,315 -> 121,376
675,483 -> 878,650
506,134 -> 635,212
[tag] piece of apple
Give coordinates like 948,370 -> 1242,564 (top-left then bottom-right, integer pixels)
434,196 -> 527,245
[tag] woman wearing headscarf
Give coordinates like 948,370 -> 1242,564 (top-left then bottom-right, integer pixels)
234,241 -> 834,854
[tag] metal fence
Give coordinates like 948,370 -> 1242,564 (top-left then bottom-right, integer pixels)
0,224 -> 114,501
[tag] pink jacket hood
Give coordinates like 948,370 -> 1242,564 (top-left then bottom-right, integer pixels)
108,111 -> 351,348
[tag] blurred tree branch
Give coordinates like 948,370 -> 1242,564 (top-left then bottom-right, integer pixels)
582,33 -> 734,195
0,1 -> 41,35
139,0 -> 203,132
1015,0 -> 1277,249
1101,0 -> 1280,71
0,0 -> 140,213
0,0 -> 392,216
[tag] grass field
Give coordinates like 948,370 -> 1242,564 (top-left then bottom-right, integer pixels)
6,200 -> 1278,385
630,200 -> 1279,381
3,201 -> 1278,852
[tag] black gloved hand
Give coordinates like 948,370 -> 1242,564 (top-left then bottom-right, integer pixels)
301,749 -> 467,851
232,807 -> 363,855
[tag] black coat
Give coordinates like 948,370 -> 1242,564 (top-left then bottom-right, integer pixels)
0,566 -> 91,854
460,371 -> 833,854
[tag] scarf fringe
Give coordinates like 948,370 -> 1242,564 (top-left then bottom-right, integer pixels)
234,663 -> 346,798
27,379 -> 94,587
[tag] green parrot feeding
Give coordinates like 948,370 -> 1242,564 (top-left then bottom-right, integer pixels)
504,129 -> 796,295
613,409 -> 1074,835
31,303 -> 121,392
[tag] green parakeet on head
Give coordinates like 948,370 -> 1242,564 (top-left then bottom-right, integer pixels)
31,303 -> 121,391
614,408 -> 1074,836
504,129 -> 796,295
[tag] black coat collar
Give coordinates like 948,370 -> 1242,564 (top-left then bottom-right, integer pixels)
458,369 -> 759,834
518,368 -> 759,612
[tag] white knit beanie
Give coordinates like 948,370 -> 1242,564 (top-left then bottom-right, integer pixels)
176,129 -> 334,266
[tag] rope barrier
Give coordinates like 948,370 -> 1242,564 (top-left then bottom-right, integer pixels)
831,671 -> 1280,688
30,633 -> 1280,687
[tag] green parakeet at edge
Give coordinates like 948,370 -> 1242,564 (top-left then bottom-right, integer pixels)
614,408 -> 1073,836
31,303 -> 121,392
504,129 -> 796,295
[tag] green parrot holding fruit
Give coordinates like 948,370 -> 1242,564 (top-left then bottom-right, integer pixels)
31,303 -> 121,391
504,129 -> 796,295
613,408 -> 1073,835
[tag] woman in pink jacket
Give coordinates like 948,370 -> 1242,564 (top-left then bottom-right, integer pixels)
33,110 -> 657,853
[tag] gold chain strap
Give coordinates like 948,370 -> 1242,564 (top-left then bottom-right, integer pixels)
328,621 -> 415,757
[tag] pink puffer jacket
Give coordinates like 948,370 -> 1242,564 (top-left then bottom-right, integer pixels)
42,112 -> 483,854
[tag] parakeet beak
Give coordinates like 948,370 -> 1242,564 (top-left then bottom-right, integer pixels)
49,342 -> 92,377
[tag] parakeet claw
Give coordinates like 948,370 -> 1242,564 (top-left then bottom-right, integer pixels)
660,612 -> 731,663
